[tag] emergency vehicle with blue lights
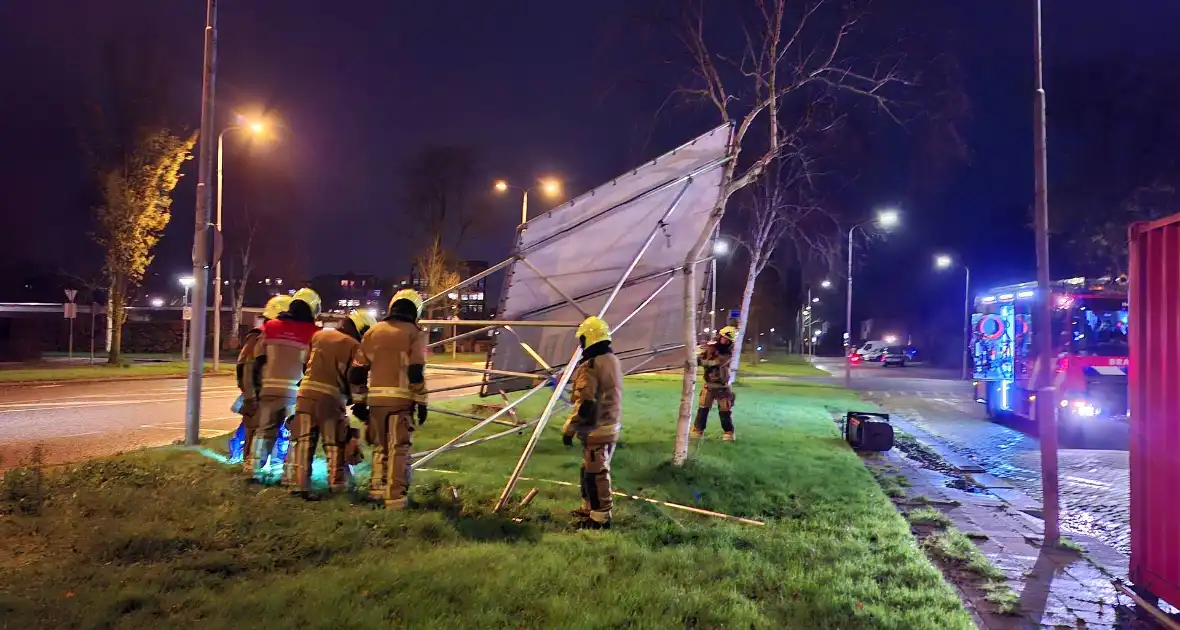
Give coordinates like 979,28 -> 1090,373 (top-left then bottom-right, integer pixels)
971,276 -> 1128,422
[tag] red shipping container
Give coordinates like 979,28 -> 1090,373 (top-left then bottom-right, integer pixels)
1128,213 -> 1180,608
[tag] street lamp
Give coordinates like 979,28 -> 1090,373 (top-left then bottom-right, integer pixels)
494,177 -> 563,225
179,276 -> 195,360
712,239 -> 730,256
821,279 -> 832,289
213,117 -> 269,371
935,254 -> 972,380
845,209 -> 900,384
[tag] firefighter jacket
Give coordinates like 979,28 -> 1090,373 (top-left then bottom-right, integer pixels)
351,318 -> 427,409
298,328 -> 361,405
561,342 -> 623,444
237,327 -> 263,400
698,345 -> 732,390
258,315 -> 319,398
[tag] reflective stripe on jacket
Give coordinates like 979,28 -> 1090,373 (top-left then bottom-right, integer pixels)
352,319 -> 427,407
698,346 -> 731,390
237,328 -> 263,399
562,351 -> 623,444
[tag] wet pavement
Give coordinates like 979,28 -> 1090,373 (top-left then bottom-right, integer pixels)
0,368 -> 483,471
812,358 -> 1132,556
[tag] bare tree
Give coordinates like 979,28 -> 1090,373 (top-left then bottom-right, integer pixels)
415,236 -> 462,320
671,0 -> 915,465
226,211 -> 258,350
403,146 -> 484,252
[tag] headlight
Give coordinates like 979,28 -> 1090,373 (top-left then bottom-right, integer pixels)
1070,400 -> 1099,417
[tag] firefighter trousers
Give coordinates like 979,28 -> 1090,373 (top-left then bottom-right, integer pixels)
283,395 -> 352,492
239,398 -> 259,474
252,394 -> 294,477
580,439 -> 615,523
367,406 -> 415,508
694,387 -> 735,433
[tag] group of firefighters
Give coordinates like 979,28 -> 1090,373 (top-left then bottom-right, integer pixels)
233,285 -> 740,528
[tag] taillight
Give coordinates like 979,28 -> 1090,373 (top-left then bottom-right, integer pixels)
1056,357 -> 1069,373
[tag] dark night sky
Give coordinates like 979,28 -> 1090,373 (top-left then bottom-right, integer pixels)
4,1 -> 1180,343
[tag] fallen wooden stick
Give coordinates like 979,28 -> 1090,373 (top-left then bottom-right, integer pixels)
519,488 -> 539,507
500,391 -> 522,425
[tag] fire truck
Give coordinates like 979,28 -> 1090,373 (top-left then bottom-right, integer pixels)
972,276 -> 1128,422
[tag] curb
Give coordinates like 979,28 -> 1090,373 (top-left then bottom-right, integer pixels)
0,371 -> 234,389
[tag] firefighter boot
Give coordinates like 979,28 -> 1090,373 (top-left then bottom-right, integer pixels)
691,407 -> 710,438
720,411 -> 735,441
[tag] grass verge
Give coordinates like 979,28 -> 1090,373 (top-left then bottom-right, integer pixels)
0,361 -> 233,383
738,352 -> 828,378
921,528 -> 1019,615
0,376 -> 971,629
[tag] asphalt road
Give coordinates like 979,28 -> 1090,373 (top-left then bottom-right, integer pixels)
812,357 -> 1132,555
0,367 -> 485,471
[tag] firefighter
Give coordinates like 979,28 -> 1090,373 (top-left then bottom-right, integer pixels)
236,294 -> 290,473
560,316 -> 623,529
249,287 -> 321,484
348,289 -> 428,509
691,325 -> 737,441
284,309 -> 376,498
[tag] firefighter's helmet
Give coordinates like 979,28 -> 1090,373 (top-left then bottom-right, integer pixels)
718,326 -> 738,342
576,316 -> 612,348
291,288 -> 322,318
348,309 -> 376,335
262,295 -> 292,320
388,289 -> 424,317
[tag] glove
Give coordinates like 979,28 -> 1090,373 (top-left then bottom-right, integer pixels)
562,433 -> 574,448
351,404 -> 370,423
729,391 -> 736,405
416,403 -> 428,426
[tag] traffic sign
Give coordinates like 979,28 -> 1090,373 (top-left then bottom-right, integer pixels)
728,309 -> 740,320
64,289 -> 77,302
64,303 -> 77,319
182,306 -> 193,321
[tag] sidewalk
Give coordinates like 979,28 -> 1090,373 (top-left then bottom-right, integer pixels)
860,414 -> 1151,629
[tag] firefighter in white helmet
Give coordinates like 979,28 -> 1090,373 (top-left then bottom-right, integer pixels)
349,289 -> 428,509
250,287 -> 321,483
691,325 -> 737,441
560,315 -> 623,528
235,294 -> 291,472
284,309 -> 376,498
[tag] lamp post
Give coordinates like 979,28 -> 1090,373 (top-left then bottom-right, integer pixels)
495,178 -> 562,225
212,120 -> 266,371
179,276 -> 195,360
935,254 -> 972,380
845,209 -> 900,385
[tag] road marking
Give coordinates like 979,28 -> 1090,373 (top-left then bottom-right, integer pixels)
1064,475 -> 1113,489
33,384 -> 64,389
55,430 -> 101,438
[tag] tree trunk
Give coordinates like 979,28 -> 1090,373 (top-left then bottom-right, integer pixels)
107,275 -> 126,365
728,255 -> 759,381
228,280 -> 246,350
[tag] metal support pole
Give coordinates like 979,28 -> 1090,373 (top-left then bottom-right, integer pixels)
521,189 -> 529,225
600,178 -> 693,314
184,0 -> 217,446
493,345 -> 581,511
412,380 -> 550,470
213,131 -> 224,371
427,325 -> 496,349
518,257 -> 591,318
90,300 -> 97,364
709,257 -> 717,333
1032,0 -> 1060,544
411,417 -> 541,461
425,405 -> 521,428
611,274 -> 675,334
807,288 -> 813,357
844,226 -> 854,386
420,318 -> 577,328
426,363 -> 549,380
961,266 -> 971,380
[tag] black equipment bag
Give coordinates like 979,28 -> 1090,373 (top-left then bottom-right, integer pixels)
844,411 -> 894,451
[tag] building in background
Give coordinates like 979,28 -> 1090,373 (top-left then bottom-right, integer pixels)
409,260 -> 488,319
310,273 -> 383,315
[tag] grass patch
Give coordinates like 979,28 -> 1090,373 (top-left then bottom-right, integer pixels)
872,468 -> 911,498
0,377 -> 971,629
0,361 -> 232,383
922,529 -> 1005,581
1057,537 -> 1085,553
983,582 -> 1020,615
907,507 -> 951,528
738,352 -> 828,378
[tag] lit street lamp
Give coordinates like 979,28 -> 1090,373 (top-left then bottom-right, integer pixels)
213,117 -> 269,371
179,276 -> 195,360
712,239 -> 730,256
845,209 -> 900,384
494,177 -> 562,225
821,279 -> 832,289
935,254 -> 972,380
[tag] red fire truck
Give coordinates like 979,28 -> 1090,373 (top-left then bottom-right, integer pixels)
972,276 -> 1128,422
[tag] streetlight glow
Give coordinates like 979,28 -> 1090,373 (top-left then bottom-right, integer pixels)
877,209 -> 900,228
493,180 -> 509,193
884,334 -> 898,344
812,297 -> 820,303
935,254 -> 953,269
150,298 -> 164,308
821,279 -> 832,289
248,121 -> 265,134
178,276 -> 195,288
712,239 -> 730,256
540,178 -> 561,196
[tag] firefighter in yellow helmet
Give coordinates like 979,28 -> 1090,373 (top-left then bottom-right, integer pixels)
691,325 -> 737,441
235,294 -> 291,473
560,316 -> 623,528
283,309 -> 376,499
250,288 -> 321,483
348,289 -> 428,509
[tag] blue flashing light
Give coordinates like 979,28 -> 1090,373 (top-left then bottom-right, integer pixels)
999,380 -> 1011,411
